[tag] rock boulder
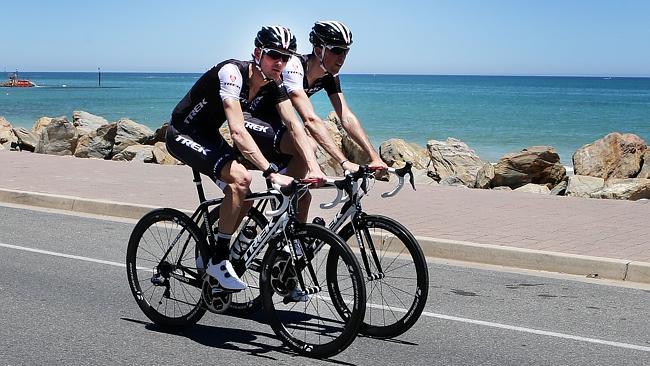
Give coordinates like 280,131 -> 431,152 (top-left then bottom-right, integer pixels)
590,178 -> 650,200
32,117 -> 54,136
0,116 -> 17,147
565,175 -> 605,198
74,123 -> 117,159
113,119 -> 154,155
72,111 -> 109,136
112,144 -> 155,163
426,138 -> 484,187
12,127 -> 39,152
492,146 -> 566,189
514,183 -> 551,194
379,138 -> 429,169
637,150 -> 650,179
474,163 -> 495,189
573,132 -> 646,179
152,142 -> 179,165
35,116 -> 79,155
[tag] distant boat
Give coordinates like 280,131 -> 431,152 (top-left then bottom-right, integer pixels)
603,77 -> 613,80
1,71 -> 36,87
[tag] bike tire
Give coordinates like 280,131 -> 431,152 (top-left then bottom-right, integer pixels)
332,214 -> 429,339
260,223 -> 366,358
126,208 -> 208,330
200,206 -> 269,316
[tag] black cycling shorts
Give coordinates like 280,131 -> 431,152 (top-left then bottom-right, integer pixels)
165,123 -> 236,181
240,114 -> 293,169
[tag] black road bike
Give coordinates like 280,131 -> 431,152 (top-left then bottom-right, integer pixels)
126,170 -> 366,358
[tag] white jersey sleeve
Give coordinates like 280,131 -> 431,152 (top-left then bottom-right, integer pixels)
282,56 -> 305,94
218,63 -> 243,101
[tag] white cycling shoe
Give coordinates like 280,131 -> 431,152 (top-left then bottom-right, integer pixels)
206,259 -> 248,291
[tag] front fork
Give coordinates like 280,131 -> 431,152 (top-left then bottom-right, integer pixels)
352,212 -> 385,281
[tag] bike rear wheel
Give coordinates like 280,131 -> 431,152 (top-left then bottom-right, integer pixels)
333,214 -> 429,338
260,223 -> 366,358
126,208 -> 208,330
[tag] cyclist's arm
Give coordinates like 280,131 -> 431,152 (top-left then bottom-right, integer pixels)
329,92 -> 385,166
288,89 -> 348,166
275,99 -> 324,176
223,99 -> 271,170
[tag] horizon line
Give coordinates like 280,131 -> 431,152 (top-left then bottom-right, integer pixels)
7,70 -> 650,78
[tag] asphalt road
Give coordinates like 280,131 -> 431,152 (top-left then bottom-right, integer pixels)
1,204 -> 649,365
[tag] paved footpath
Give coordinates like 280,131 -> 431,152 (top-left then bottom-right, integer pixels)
1,151 -> 649,283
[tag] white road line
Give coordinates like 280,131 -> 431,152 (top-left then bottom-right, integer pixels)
2,242 -> 649,353
0,242 -> 125,268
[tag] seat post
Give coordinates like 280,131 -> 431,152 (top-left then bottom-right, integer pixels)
192,170 -> 207,204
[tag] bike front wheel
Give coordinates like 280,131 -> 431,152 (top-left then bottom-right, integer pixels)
333,214 -> 429,339
126,208 -> 208,330
260,223 -> 366,358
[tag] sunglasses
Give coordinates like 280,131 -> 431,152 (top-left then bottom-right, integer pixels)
262,49 -> 291,62
325,45 -> 349,55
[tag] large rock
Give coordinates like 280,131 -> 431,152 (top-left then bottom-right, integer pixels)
514,183 -> 551,194
379,138 -> 429,169
113,118 -> 154,155
143,122 -> 169,145
638,150 -> 650,179
72,111 -> 109,136
35,116 -> 79,155
341,134 -> 371,165
12,127 -> 39,152
565,175 -> 605,198
590,178 -> 650,200
32,117 -> 54,136
112,144 -> 155,163
152,142 -> 179,165
74,123 -> 117,159
0,117 -> 18,148
308,119 -> 345,176
474,163 -> 495,189
492,146 -> 566,189
425,138 -> 484,187
549,180 -> 568,196
573,132 -> 646,179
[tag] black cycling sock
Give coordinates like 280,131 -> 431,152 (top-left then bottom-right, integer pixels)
212,231 -> 231,262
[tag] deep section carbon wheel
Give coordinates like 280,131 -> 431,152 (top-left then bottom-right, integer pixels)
127,208 -> 207,330
261,223 -> 366,358
333,215 -> 429,338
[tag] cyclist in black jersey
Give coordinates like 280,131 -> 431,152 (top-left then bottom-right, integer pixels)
166,26 -> 325,291
282,21 -> 388,173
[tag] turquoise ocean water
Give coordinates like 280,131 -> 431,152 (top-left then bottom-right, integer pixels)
1,72 -> 649,164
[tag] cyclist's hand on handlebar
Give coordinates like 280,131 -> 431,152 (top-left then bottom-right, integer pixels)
305,167 -> 327,187
369,159 -> 389,179
268,172 -> 294,187
341,161 -> 360,173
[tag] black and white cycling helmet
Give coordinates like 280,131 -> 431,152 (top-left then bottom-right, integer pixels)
309,20 -> 353,48
254,26 -> 297,54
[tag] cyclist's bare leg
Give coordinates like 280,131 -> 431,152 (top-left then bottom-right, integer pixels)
280,134 -> 318,223
217,160 -> 253,237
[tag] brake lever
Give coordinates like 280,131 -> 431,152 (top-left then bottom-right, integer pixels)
266,183 -> 290,216
382,162 -> 416,197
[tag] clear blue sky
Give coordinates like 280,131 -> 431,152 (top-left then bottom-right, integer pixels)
3,0 -> 650,76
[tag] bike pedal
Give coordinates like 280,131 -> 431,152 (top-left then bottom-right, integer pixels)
210,286 -> 241,296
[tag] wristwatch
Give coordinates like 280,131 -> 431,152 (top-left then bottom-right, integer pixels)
262,162 -> 279,178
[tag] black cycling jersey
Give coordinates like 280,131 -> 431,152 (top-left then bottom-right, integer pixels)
167,59 -> 289,180
170,59 -> 288,133
283,54 -> 342,97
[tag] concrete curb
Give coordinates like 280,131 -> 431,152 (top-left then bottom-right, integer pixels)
0,188 -> 159,220
1,188 -> 649,285
415,236 -> 631,281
